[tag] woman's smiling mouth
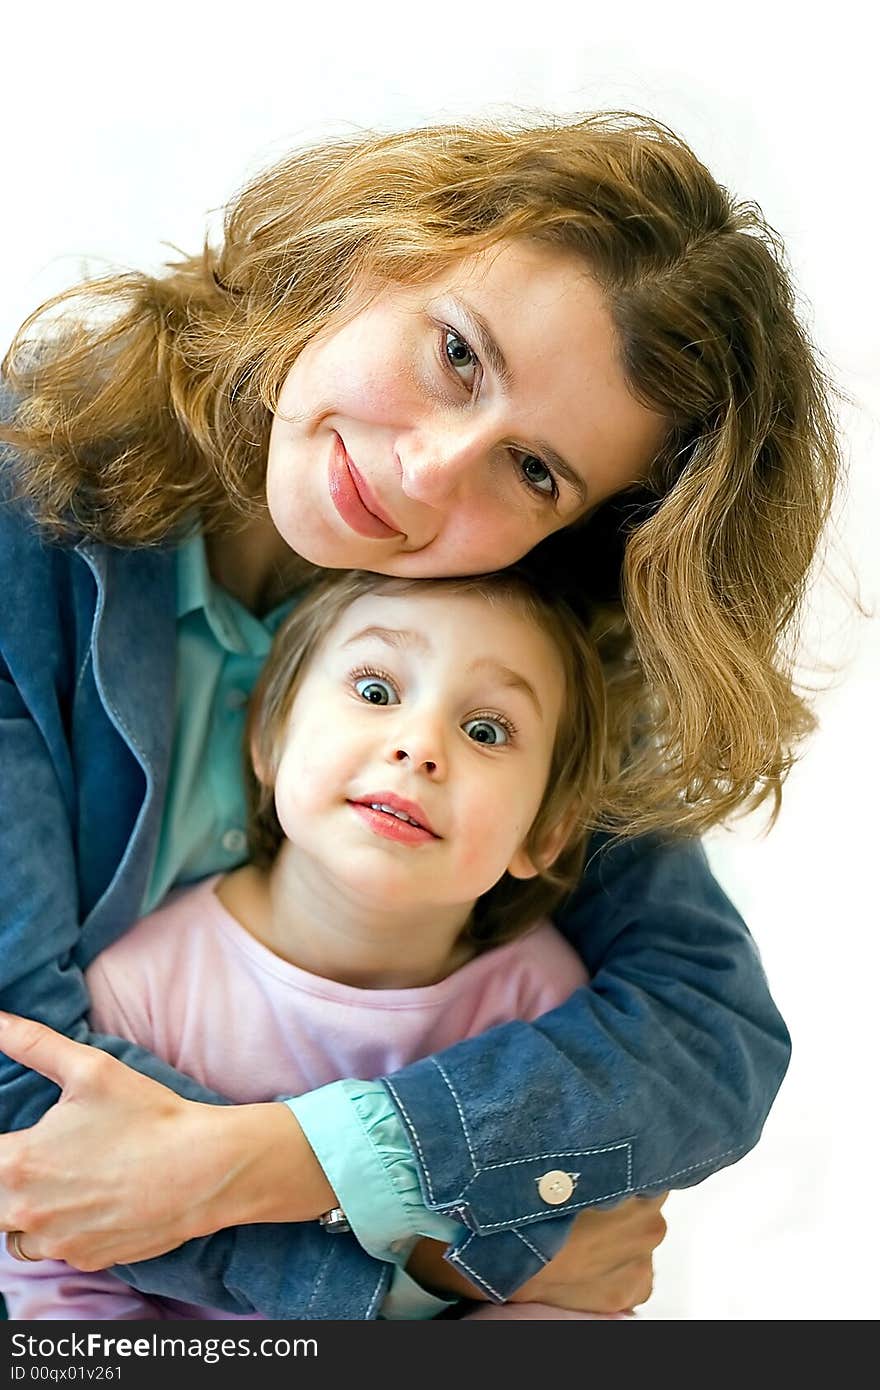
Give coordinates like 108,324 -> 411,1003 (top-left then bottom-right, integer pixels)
329,434 -> 403,539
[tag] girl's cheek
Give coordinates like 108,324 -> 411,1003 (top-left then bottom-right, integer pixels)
456,822 -> 514,884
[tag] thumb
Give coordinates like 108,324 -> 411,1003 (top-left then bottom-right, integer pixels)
0,1011 -> 91,1087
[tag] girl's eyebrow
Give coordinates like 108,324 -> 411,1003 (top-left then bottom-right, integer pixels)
466,657 -> 544,720
443,294 -> 590,509
342,625 -> 428,652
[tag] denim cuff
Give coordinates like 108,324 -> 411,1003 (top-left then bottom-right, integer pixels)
287,1080 -> 459,1319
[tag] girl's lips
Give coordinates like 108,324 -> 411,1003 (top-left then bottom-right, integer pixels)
349,802 -> 437,846
328,435 -> 402,540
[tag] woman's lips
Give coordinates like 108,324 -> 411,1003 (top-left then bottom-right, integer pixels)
329,434 -> 402,540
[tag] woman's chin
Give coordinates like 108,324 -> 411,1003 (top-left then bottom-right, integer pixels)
272,514 -> 390,573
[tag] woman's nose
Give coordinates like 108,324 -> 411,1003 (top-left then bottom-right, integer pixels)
398,419 -> 495,506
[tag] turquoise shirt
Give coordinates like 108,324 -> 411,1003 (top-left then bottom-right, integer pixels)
147,535 -> 458,1318
143,534 -> 295,913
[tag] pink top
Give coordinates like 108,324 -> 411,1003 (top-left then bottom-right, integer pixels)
0,876 -> 588,1320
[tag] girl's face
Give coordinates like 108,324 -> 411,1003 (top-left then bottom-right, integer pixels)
269,588 -> 567,912
266,240 -> 667,577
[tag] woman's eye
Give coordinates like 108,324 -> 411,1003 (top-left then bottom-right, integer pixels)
444,329 -> 480,389
354,676 -> 399,706
462,717 -> 509,746
519,454 -> 557,498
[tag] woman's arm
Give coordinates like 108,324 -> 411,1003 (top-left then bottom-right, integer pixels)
0,1017 -> 659,1317
376,830 -> 790,1298
0,831 -> 786,1309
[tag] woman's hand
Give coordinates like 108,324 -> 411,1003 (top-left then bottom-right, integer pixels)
407,1193 -> 667,1313
507,1195 -> 667,1312
0,1013 -> 335,1270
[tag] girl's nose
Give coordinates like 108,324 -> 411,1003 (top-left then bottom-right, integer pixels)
385,726 -> 447,779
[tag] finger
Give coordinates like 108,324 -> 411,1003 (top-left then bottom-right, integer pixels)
6,1230 -> 41,1263
0,1013 -> 90,1086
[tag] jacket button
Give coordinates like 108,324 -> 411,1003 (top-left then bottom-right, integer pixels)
537,1170 -> 575,1205
221,828 -> 247,854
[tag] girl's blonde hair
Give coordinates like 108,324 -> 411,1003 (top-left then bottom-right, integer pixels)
247,568 -> 607,949
0,112 -> 841,836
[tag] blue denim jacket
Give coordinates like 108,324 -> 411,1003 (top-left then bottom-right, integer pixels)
0,448 -> 791,1316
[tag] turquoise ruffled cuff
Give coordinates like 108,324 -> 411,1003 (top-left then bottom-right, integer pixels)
286,1080 -> 460,1320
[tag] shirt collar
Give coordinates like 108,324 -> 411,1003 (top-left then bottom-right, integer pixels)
175,532 -> 293,657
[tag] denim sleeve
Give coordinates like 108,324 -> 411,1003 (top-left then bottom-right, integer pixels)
381,831 -> 792,1300
287,1081 -> 458,1319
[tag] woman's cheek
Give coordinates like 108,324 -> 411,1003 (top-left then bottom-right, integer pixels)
444,512 -> 533,579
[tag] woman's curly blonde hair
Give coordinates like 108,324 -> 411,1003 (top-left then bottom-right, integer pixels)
0,112 -> 841,837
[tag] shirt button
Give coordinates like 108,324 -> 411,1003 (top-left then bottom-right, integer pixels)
537,1170 -> 576,1205
225,688 -> 248,711
221,828 -> 248,855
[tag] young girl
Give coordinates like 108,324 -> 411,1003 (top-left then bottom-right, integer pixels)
0,566 -> 660,1318
0,111 -> 836,1317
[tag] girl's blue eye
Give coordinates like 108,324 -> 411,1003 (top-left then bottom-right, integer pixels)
463,717 -> 508,746
519,455 -> 556,497
444,329 -> 479,386
354,677 -> 398,706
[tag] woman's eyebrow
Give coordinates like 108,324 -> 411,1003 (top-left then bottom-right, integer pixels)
445,295 -> 589,509
445,294 -> 512,390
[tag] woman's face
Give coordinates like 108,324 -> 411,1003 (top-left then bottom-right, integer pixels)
266,239 -> 666,576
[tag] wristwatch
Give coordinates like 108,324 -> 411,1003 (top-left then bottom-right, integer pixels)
317,1206 -> 351,1234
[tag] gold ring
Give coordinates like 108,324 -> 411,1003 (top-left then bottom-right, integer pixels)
7,1230 -> 40,1262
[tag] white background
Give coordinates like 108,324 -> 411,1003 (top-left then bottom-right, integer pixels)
3,0 -> 877,1320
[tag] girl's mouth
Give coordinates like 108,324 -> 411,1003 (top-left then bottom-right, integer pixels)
348,794 -> 439,846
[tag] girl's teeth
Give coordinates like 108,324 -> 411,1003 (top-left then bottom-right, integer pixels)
370,802 -> 420,827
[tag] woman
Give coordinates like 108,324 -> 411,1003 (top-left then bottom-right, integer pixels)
0,112 -> 836,1316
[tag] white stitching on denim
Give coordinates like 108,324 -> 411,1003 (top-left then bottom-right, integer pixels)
447,1240 -> 505,1303
513,1229 -> 548,1266
432,1060 -> 478,1173
459,1139 -> 631,1189
302,1242 -> 333,1316
74,646 -> 92,696
470,1185 -> 634,1231
384,1078 -> 437,1204
642,1145 -> 744,1188
99,682 -> 146,764
364,1267 -> 388,1320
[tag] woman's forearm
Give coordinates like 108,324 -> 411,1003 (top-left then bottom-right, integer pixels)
0,1018 -> 334,1269
193,1101 -> 337,1230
